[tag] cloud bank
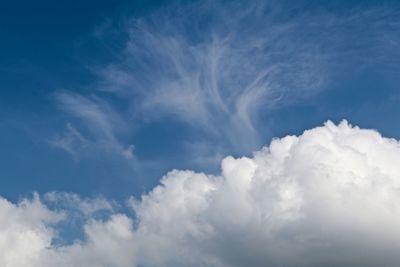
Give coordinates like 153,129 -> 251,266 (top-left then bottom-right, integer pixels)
4,121 -> 400,266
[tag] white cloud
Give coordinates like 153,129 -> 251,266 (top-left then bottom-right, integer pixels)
53,0 -> 400,166
0,194 -> 136,267
0,194 -> 63,267
121,145 -> 135,160
96,0 -> 328,154
5,121 -> 400,266
130,120 -> 400,267
44,192 -> 114,216
49,123 -> 88,157
52,92 -> 136,162
55,92 -> 123,143
41,214 -> 137,267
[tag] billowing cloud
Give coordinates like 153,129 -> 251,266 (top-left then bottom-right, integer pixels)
0,194 -> 63,267
0,194 -> 136,267
130,120 -> 400,267
3,121 -> 400,266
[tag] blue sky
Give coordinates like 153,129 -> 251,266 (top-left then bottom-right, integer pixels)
3,1 -> 400,266
1,0 -> 400,202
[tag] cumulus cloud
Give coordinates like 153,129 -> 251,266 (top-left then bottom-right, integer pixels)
0,194 -> 63,267
0,194 -> 136,267
130,120 -> 400,267
41,214 -> 137,267
4,121 -> 400,266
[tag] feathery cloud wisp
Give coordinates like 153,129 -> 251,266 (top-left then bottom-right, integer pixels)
52,92 -> 136,162
98,1 -> 327,154
53,1 -> 400,165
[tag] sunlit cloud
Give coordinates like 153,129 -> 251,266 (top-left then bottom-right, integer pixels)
5,121 -> 400,266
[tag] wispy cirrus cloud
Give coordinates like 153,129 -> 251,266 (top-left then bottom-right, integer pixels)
55,92 -> 123,143
52,0 -> 400,167
49,123 -> 88,158
52,92 -> 135,161
97,1 -> 327,154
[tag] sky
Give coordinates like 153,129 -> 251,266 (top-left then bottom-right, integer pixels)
2,0 -> 400,266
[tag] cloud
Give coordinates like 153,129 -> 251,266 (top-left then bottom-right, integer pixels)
41,214 -> 137,267
0,194 -> 63,267
55,92 -> 123,142
129,120 -> 400,267
97,0 -> 327,154
52,0 -> 400,169
44,192 -> 114,216
4,121 -> 400,266
52,92 -> 135,162
121,144 -> 135,160
49,123 -> 88,157
0,193 -> 136,267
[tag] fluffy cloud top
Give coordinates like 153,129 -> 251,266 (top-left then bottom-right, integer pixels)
3,121 -> 400,266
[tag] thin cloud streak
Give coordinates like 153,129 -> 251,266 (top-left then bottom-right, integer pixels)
53,1 -> 400,167
52,92 -> 136,162
98,1 -> 326,154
